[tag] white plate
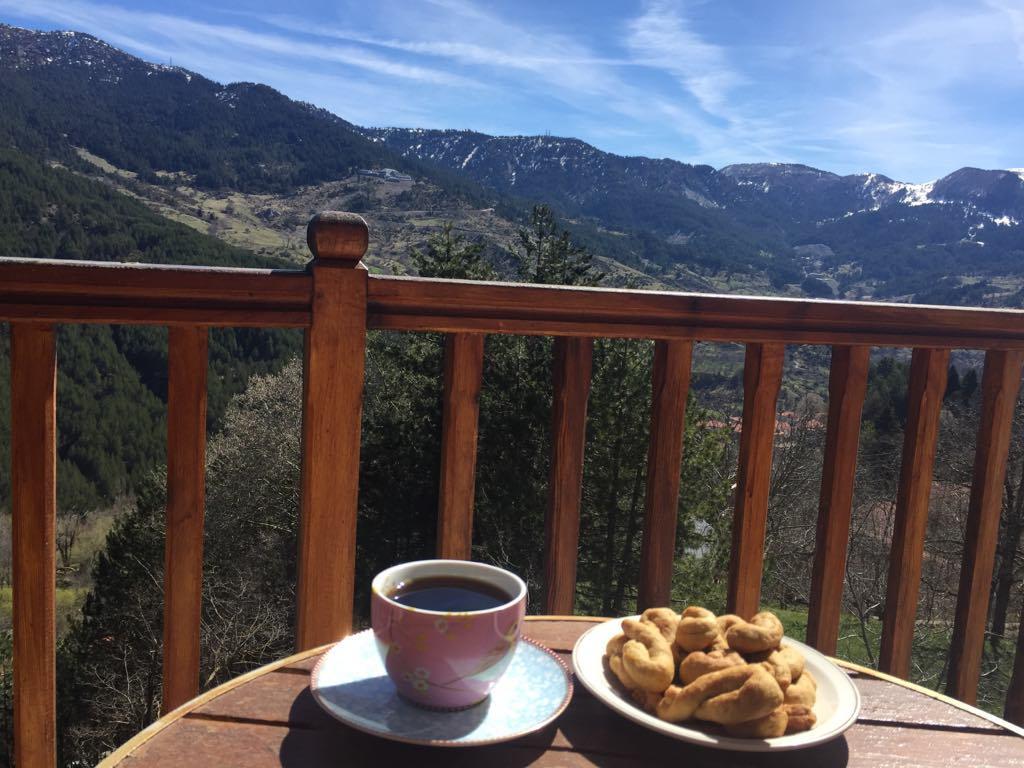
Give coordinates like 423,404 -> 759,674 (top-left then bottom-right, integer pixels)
572,617 -> 861,752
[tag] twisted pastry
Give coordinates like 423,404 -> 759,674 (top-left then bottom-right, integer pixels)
747,649 -> 792,691
679,649 -> 745,684
716,614 -> 744,635
606,633 -> 627,657
621,618 -> 675,692
695,665 -> 784,725
784,704 -> 816,734
676,606 -> 720,652
641,607 -> 683,667
640,607 -> 679,645
724,706 -> 788,738
777,645 -> 805,683
724,611 -> 784,654
784,669 -> 817,707
656,664 -> 782,725
607,633 -> 641,691
609,651 -> 640,690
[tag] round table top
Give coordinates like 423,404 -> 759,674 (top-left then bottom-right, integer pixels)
102,616 -> 1024,768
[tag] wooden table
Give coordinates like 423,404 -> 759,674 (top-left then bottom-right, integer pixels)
102,617 -> 1024,767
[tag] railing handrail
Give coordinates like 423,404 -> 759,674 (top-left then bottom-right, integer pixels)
0,257 -> 311,327
6,256 -> 1024,348
366,274 -> 1024,348
4,211 -> 1024,767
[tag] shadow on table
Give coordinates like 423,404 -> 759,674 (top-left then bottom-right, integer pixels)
279,687 -> 560,767
311,675 -> 492,741
554,689 -> 851,767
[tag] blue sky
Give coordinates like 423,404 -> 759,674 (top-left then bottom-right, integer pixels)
2,0 -> 1023,182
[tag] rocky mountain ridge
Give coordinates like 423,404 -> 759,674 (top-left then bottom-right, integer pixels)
365,128 -> 1024,226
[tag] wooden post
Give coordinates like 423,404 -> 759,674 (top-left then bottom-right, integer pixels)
436,333 -> 485,560
162,326 -> 209,713
880,347 -> 949,678
947,350 -> 1024,702
806,345 -> 870,654
10,323 -> 57,768
727,343 -> 785,618
637,340 -> 693,610
295,212 -> 369,651
543,337 -> 593,615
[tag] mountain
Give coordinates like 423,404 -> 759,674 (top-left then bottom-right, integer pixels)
364,127 -> 1024,303
2,23 -> 1024,306
0,24 -> 475,195
365,129 -> 1024,228
361,127 -> 774,265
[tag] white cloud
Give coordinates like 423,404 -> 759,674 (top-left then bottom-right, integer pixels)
249,1 -> 752,158
0,0 -> 471,85
625,0 -> 742,119
252,13 -> 627,73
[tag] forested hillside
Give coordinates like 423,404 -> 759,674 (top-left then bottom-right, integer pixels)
0,149 -> 301,511
0,27 -> 408,192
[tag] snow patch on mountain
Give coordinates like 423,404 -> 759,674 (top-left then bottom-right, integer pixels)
899,181 -> 935,206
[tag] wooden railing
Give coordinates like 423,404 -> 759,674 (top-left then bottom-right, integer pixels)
4,210 -> 1024,764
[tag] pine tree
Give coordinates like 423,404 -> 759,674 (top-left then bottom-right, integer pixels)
412,222 -> 492,280
514,205 -> 604,286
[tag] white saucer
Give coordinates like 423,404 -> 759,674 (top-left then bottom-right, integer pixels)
311,630 -> 573,747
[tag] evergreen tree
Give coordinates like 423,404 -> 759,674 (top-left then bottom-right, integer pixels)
472,206 -> 605,598
60,474 -> 166,764
514,205 -> 604,286
412,222 -> 492,280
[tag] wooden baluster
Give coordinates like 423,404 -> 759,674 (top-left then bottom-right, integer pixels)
543,337 -> 593,614
806,345 -> 870,654
727,343 -> 785,618
162,326 -> 209,712
947,350 -> 1024,702
879,347 -> 949,678
637,340 -> 693,610
10,323 -> 57,768
436,333 -> 485,560
296,212 -> 369,651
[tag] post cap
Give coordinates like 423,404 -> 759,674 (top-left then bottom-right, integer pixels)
306,212 -> 369,264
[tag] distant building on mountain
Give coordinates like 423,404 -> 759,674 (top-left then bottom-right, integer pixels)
357,167 -> 412,182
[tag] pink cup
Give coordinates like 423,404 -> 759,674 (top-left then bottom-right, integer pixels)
371,559 -> 527,710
